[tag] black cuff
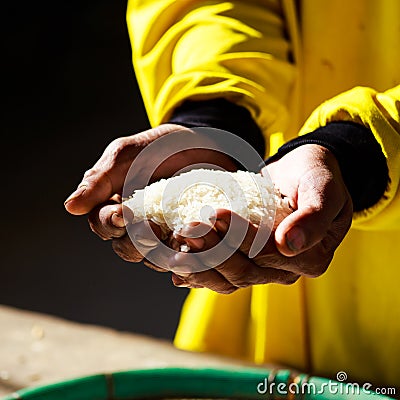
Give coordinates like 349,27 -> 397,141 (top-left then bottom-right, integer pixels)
264,121 -> 389,212
168,98 -> 265,158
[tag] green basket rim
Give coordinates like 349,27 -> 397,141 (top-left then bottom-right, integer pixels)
1,367 -> 395,400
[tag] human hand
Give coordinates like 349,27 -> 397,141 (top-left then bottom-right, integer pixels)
169,144 -> 353,293
64,124 -> 237,267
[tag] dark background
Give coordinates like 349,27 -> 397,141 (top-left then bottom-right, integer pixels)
2,1 -> 188,339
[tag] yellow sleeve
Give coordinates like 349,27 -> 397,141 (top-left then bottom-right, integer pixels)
126,0 -> 298,148
299,86 -> 400,230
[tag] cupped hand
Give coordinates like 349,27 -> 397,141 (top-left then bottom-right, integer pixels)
64,124 -> 237,267
169,144 -> 353,293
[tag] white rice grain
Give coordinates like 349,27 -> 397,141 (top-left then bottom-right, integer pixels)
124,169 -> 291,237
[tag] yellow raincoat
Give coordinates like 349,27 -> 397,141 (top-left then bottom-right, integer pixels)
127,0 -> 400,386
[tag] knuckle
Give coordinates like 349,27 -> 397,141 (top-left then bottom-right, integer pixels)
229,273 -> 254,288
88,217 -> 108,241
217,262 -> 254,287
177,273 -> 193,281
188,272 -> 236,294
99,205 -> 119,225
112,238 -> 142,263
216,286 -> 237,295
83,168 -> 97,180
88,207 -> 123,240
106,138 -> 128,160
184,273 -> 203,286
199,251 -> 228,269
174,252 -> 198,268
218,263 -> 256,288
292,246 -> 333,278
255,254 -> 287,269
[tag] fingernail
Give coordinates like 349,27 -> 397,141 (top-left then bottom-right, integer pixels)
175,282 -> 191,288
176,272 -> 191,278
172,275 -> 190,287
111,213 -> 125,228
185,237 -> 205,250
64,185 -> 87,205
134,236 -> 159,247
286,226 -> 305,251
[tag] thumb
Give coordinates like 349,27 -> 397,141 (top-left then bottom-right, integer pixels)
64,168 -> 116,215
274,209 -> 329,257
64,138 -> 130,215
274,175 -> 345,257
64,125 -> 184,216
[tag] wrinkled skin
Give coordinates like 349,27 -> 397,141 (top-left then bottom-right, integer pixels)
170,144 -> 353,293
64,124 -> 237,270
65,124 -> 353,293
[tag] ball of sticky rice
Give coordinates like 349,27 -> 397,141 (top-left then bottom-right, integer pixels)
123,169 -> 291,237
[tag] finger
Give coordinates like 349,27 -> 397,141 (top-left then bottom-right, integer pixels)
166,235 -> 182,252
144,260 -> 169,273
110,193 -> 122,203
189,216 -> 298,285
274,173 -> 346,257
64,138 -> 130,215
255,214 -> 350,277
64,125 -> 187,215
281,206 -> 351,277
113,220 -> 162,262
214,250 -> 299,287
173,224 -> 296,287
209,210 -> 316,281
212,209 -> 274,258
211,209 -> 252,249
190,222 -> 268,287
112,235 -> 144,263
171,274 -> 197,288
64,169 -> 118,216
127,220 -> 163,254
88,203 -> 126,240
176,221 -> 218,253
172,271 -> 237,294
173,246 -> 299,287
321,197 -> 353,251
176,222 -> 233,271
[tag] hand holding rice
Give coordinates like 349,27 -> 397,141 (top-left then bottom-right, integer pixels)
123,169 -> 292,239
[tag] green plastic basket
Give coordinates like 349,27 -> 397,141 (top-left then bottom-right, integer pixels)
1,367 -> 395,400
